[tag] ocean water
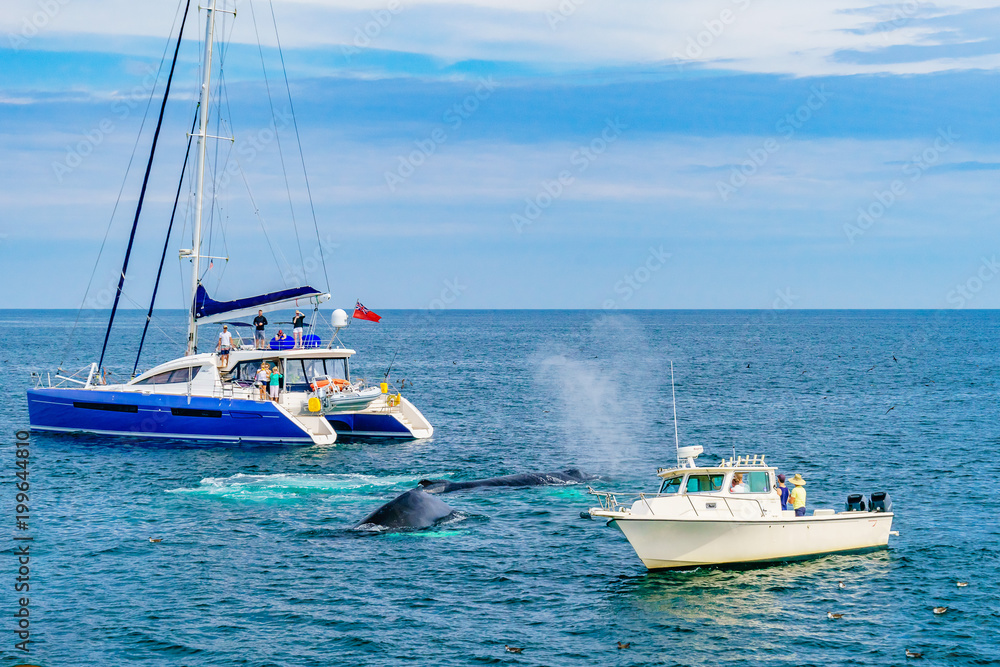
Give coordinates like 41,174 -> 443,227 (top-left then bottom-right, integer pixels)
1,309 -> 998,667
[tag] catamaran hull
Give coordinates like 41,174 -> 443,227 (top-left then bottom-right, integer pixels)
27,388 -> 316,444
607,513 -> 894,570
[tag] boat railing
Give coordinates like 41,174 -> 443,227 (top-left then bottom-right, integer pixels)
588,487 -> 626,512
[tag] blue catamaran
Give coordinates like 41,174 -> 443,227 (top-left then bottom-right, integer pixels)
27,0 -> 432,445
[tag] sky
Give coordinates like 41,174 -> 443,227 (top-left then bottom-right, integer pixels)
1,0 -> 999,310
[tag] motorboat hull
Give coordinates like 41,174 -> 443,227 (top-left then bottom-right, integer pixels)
604,512 -> 894,570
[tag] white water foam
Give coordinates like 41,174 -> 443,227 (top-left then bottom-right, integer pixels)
168,473 -> 423,502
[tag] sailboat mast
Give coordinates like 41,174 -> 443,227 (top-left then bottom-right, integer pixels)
187,0 -> 219,355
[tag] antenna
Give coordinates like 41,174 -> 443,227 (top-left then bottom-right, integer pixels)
671,360 -> 680,467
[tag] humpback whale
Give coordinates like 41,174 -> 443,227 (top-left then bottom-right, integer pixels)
355,468 -> 594,531
417,468 -> 594,494
354,488 -> 456,530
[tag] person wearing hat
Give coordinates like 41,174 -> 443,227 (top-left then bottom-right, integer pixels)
292,310 -> 306,349
776,474 -> 791,511
216,324 -> 233,367
789,474 -> 807,516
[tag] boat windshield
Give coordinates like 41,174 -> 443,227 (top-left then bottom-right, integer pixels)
285,358 -> 348,392
658,476 -> 683,495
686,474 -> 725,493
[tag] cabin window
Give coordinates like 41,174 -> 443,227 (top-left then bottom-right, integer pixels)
299,358 -> 348,386
686,474 -> 724,493
283,360 -> 310,391
658,476 -> 683,495
135,367 -> 201,385
730,471 -> 771,494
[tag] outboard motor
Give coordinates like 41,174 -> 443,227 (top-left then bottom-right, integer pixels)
869,491 -> 892,513
846,493 -> 866,512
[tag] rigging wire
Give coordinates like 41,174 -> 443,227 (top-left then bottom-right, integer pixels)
98,0 -> 193,372
269,0 -> 331,294
233,149 -> 290,277
249,0 -> 306,275
59,0 -> 187,370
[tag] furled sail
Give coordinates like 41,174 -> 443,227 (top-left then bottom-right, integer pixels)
194,284 -> 330,325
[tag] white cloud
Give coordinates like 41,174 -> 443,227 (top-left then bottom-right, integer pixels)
3,0 -> 1000,76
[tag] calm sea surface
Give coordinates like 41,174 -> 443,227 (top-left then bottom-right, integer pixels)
1,309 -> 998,666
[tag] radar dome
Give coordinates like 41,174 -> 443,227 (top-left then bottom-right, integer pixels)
331,308 -> 349,329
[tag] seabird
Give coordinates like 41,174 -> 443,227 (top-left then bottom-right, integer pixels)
827,612 -> 844,620
957,581 -> 969,587
893,355 -> 898,362
905,649 -> 923,659
886,406 -> 896,414
617,642 -> 631,649
933,606 -> 948,615
746,363 -> 750,368
838,581 -> 846,589
505,645 -> 524,654
149,538 -> 162,543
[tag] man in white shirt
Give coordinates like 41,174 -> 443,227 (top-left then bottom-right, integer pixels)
217,324 -> 233,366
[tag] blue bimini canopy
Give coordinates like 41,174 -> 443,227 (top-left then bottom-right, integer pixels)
194,285 -> 330,325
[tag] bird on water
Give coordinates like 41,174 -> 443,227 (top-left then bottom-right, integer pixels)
933,606 -> 948,615
905,649 -> 924,659
505,645 -> 524,654
617,642 -> 631,649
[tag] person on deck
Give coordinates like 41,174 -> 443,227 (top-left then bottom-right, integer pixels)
217,325 -> 233,366
789,474 -> 807,516
255,362 -> 270,401
253,310 -> 268,349
776,473 -> 791,510
268,364 -> 282,402
292,310 -> 305,348
275,330 -> 287,346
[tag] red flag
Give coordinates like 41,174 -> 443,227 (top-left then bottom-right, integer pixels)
353,300 -> 381,322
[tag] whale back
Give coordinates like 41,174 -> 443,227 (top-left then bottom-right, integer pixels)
355,488 -> 456,530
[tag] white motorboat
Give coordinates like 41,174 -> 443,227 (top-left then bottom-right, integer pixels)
588,446 -> 895,570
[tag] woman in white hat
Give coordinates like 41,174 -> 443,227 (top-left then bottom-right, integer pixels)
789,474 -> 807,516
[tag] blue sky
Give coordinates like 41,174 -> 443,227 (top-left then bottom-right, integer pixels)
2,0 -> 1000,310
